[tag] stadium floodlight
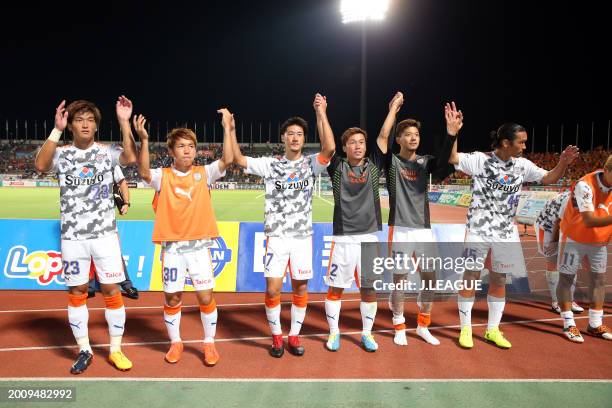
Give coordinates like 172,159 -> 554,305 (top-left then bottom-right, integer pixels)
340,0 -> 390,24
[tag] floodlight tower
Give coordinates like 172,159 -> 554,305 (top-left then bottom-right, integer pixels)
340,0 -> 390,131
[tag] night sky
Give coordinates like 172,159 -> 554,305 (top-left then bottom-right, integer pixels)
1,0 -> 608,152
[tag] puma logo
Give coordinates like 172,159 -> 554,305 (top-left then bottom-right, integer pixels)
175,186 -> 194,201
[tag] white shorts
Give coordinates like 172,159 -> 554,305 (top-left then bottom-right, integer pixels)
388,226 -> 437,274
325,233 -> 379,289
264,236 -> 313,280
463,229 -> 527,277
61,233 -> 124,287
162,247 -> 215,293
558,232 -> 608,275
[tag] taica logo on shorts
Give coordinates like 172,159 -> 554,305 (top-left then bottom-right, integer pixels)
3,246 -> 65,285
184,237 -> 232,287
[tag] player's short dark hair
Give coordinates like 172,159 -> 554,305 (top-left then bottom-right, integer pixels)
341,127 -> 367,146
167,128 -> 197,150
395,119 -> 421,138
490,123 -> 526,149
66,100 -> 102,127
280,117 -> 308,136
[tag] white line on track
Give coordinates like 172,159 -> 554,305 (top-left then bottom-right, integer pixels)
0,314 -> 609,352
0,377 -> 610,383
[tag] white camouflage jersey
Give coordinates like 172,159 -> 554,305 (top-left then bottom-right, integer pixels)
535,191 -> 570,233
455,152 -> 547,239
52,143 -> 122,240
246,154 -> 328,237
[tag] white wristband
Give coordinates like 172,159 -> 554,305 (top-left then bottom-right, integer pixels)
47,128 -> 62,143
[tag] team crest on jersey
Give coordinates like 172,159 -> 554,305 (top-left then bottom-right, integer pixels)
79,167 -> 94,178
498,174 -> 513,185
194,173 -> 202,182
417,158 -> 424,165
95,154 -> 105,163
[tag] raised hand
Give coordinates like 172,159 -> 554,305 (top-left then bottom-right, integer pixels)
559,145 -> 579,165
132,114 -> 148,141
217,108 -> 235,130
389,91 -> 404,113
120,204 -> 129,215
54,100 -> 68,131
313,93 -> 327,114
116,95 -> 133,122
444,101 -> 463,136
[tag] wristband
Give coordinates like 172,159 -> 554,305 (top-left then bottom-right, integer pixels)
48,128 -> 62,143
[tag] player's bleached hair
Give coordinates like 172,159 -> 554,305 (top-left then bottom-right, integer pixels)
604,154 -> 612,171
490,123 -> 526,149
66,100 -> 102,127
280,117 -> 308,137
395,119 -> 421,139
167,128 -> 197,150
341,127 -> 367,146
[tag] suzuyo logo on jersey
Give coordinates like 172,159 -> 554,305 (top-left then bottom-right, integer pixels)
3,245 -> 65,285
65,166 -> 104,186
274,172 -> 310,190
486,174 -> 520,193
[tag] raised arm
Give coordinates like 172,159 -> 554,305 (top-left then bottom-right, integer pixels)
376,92 -> 404,154
446,102 -> 463,165
35,100 -> 67,173
217,108 -> 235,172
133,114 -> 151,184
230,114 -> 248,168
116,96 -> 138,165
314,93 -> 335,159
540,145 -> 579,185
313,93 -> 335,159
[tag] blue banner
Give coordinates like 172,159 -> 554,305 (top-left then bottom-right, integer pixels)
428,192 -> 442,203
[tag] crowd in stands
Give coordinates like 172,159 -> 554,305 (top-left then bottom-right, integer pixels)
447,148 -> 610,186
1,140 -> 609,186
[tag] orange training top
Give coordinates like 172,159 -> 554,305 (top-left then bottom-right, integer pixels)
152,166 -> 219,243
560,170 -> 612,245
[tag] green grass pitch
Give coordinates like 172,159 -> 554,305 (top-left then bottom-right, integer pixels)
0,187 -> 389,222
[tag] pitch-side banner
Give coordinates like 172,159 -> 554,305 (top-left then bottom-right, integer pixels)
1,219 -> 528,293
0,220 -> 238,292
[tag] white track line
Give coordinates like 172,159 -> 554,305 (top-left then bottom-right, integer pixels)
0,314 -> 609,352
1,377 -> 610,383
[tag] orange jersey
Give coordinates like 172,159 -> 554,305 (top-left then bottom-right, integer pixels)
560,170 -> 612,245
152,166 -> 219,243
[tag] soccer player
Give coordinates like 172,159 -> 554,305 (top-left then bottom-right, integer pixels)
135,108 -> 234,366
34,97 -> 138,374
557,156 -> 612,342
448,122 -> 579,349
231,94 -> 335,358
321,101 -> 387,353
88,165 -> 139,300
377,93 -> 461,346
534,190 -> 582,313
